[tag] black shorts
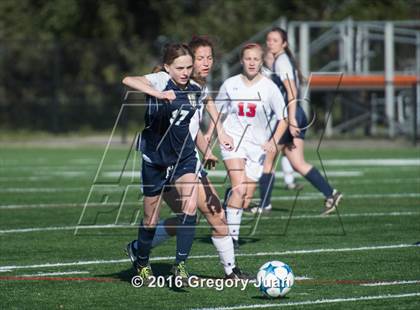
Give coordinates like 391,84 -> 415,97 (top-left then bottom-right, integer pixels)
141,153 -> 198,197
278,104 -> 308,145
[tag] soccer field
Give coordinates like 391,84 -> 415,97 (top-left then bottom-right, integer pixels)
0,143 -> 419,309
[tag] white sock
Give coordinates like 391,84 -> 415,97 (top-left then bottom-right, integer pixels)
282,156 -> 295,185
212,236 -> 236,275
226,207 -> 243,241
151,219 -> 171,247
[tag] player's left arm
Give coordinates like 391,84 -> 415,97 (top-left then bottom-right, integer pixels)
205,96 -> 234,151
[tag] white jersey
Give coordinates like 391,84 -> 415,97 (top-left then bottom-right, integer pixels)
273,52 -> 300,88
189,84 -> 209,140
216,74 -> 287,146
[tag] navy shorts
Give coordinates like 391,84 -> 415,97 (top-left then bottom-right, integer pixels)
141,153 -> 198,197
278,104 -> 308,145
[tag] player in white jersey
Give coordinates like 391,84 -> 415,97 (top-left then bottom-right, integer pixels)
256,27 -> 342,215
216,43 -> 289,247
126,37 -> 252,279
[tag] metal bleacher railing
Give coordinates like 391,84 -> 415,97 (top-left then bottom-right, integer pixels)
211,18 -> 420,142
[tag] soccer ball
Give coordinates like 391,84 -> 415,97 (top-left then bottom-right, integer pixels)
257,261 -> 294,298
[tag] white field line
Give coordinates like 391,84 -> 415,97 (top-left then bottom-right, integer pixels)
1,211 -> 419,234
0,244 -> 416,272
1,175 -> 419,192
2,176 -> 419,185
331,177 -> 420,185
20,271 -> 89,277
0,188 -> 88,193
269,192 -> 420,201
242,211 -> 420,220
322,159 -> 420,166
3,158 -> 418,169
104,170 -> 364,178
0,203 -> 84,210
360,280 -> 420,287
190,293 -> 420,310
1,192 -> 419,210
0,176 -> 52,182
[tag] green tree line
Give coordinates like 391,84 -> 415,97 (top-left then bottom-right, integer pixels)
0,0 -> 417,131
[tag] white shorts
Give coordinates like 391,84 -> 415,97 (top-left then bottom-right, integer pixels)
220,137 -> 266,181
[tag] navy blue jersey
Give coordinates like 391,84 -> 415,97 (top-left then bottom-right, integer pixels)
139,72 -> 202,166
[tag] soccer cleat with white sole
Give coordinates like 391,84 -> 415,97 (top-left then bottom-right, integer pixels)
322,190 -> 343,215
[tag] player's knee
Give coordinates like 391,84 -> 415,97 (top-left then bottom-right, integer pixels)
210,218 -> 229,237
231,184 -> 246,199
243,198 -> 252,210
183,199 -> 198,215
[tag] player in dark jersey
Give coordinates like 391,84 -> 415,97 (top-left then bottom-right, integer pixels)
255,27 -> 343,215
122,43 -> 202,284
126,37 -> 251,280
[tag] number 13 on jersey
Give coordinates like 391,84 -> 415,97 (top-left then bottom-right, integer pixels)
238,102 -> 256,117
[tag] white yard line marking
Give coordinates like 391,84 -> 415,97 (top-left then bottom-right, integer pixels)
1,192 -> 419,210
20,271 -> 89,277
332,177 -> 420,185
0,244 -> 416,272
1,211 -> 419,234
0,188 -> 88,193
0,203 -> 84,210
4,158 -> 417,169
0,224 -> 127,234
323,159 -> 420,166
104,170 -> 364,178
243,211 -> 420,220
190,293 -> 420,310
269,192 -> 420,201
360,280 -> 420,287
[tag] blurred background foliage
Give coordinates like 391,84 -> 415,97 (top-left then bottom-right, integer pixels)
0,0 -> 418,132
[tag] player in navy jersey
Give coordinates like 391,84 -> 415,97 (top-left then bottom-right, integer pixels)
122,43 -> 201,284
254,27 -> 343,215
126,37 -> 251,280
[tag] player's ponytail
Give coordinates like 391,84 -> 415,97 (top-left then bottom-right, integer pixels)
151,65 -> 164,73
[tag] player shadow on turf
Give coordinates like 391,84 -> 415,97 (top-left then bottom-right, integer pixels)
103,264 -> 189,292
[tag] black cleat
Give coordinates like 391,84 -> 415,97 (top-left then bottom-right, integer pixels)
322,189 -> 343,215
135,263 -> 153,285
225,266 -> 255,280
125,240 -> 137,264
171,261 -> 191,287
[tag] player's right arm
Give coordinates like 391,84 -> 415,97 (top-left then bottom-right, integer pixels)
122,74 -> 175,101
